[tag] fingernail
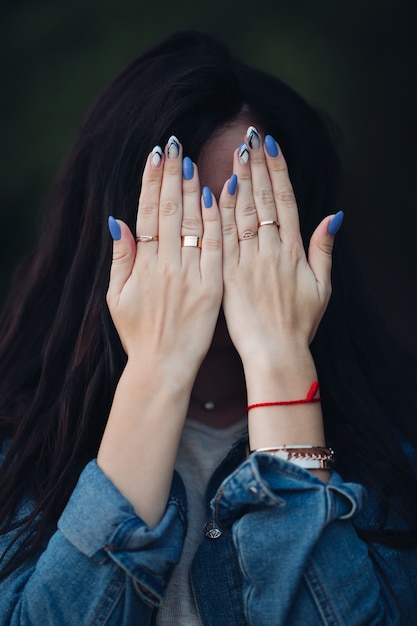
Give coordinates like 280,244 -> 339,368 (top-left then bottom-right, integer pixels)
182,156 -> 194,180
203,186 -> 213,208
238,142 -> 249,165
247,126 -> 261,150
108,216 -> 121,241
265,135 -> 279,158
167,135 -> 180,159
151,146 -> 163,168
328,211 -> 344,235
228,173 -> 238,195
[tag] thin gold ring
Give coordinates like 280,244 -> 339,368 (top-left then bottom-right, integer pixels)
239,230 -> 258,241
258,220 -> 279,228
136,235 -> 159,243
181,235 -> 203,248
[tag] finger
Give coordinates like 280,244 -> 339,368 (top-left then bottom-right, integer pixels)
136,145 -> 164,257
219,173 -> 239,272
233,143 -> 258,248
158,135 -> 183,264
308,211 -> 344,298
264,135 -> 302,245
245,125 -> 280,245
107,217 -> 136,307
200,186 -> 223,289
181,157 -> 203,259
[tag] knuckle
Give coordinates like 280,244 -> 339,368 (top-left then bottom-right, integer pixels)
160,198 -> 179,217
112,249 -> 130,264
318,240 -> 334,256
237,169 -> 251,182
250,151 -> 266,165
269,157 -> 288,173
277,189 -> 296,206
221,199 -> 235,211
158,259 -> 176,279
203,236 -> 221,252
164,164 -> 182,179
284,239 -> 304,262
255,188 -> 275,207
139,200 -> 159,217
222,222 -> 237,237
239,202 -> 257,218
320,283 -> 332,308
146,168 -> 162,184
182,218 -> 201,232
182,184 -> 198,198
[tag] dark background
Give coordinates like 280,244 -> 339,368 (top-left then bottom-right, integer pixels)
1,0 -> 416,357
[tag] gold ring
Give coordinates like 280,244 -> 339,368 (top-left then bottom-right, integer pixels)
181,235 -> 202,248
258,220 -> 279,228
239,230 -> 258,241
136,235 -> 159,243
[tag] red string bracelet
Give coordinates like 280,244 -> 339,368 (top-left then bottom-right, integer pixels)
247,381 -> 321,412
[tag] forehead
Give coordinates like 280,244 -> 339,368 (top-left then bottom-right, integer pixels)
197,118 -> 251,199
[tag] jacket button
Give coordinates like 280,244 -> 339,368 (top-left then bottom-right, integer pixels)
204,521 -> 222,540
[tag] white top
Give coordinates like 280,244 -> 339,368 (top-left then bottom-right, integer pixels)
156,416 -> 247,625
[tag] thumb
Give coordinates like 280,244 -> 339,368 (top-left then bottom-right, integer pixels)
107,216 -> 136,306
308,211 -> 344,293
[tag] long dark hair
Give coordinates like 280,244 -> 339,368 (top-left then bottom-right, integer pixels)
0,30 -> 416,575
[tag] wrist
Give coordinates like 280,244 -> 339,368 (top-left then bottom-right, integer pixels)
243,345 -> 318,403
243,350 -> 325,452
123,352 -> 197,397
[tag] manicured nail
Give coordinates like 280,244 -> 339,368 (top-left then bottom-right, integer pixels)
265,135 -> 279,158
167,135 -> 180,159
202,186 -> 213,208
238,142 -> 249,165
108,216 -> 121,241
228,173 -> 238,195
247,126 -> 261,150
182,156 -> 194,180
328,210 -> 344,235
151,146 -> 163,168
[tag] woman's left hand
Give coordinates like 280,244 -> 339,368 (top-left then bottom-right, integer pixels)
219,127 -> 342,370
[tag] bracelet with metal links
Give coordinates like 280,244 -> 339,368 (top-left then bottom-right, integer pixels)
253,445 -> 335,470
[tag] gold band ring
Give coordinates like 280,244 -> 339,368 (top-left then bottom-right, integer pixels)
136,235 -> 159,243
239,230 -> 258,241
181,235 -> 203,248
258,220 -> 279,228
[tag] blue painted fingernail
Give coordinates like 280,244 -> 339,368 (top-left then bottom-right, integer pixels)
328,211 -> 344,235
182,156 -> 194,180
203,186 -> 213,208
265,135 -> 279,158
228,173 -> 238,195
108,216 -> 121,241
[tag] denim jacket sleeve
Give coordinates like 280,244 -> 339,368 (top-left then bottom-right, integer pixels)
0,460 -> 187,625
213,452 -> 417,626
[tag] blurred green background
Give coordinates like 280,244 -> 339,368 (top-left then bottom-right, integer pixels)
1,0 -> 416,355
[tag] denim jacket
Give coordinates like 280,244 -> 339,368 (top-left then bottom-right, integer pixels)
0,436 -> 416,625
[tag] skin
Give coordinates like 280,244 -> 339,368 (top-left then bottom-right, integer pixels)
98,119 -> 337,527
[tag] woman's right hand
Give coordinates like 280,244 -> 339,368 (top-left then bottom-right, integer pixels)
106,137 -> 223,383
99,138 -> 222,527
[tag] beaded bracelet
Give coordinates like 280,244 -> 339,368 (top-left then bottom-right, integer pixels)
253,445 -> 335,470
247,381 -> 321,412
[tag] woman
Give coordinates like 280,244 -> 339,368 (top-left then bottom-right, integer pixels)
0,30 -> 416,625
